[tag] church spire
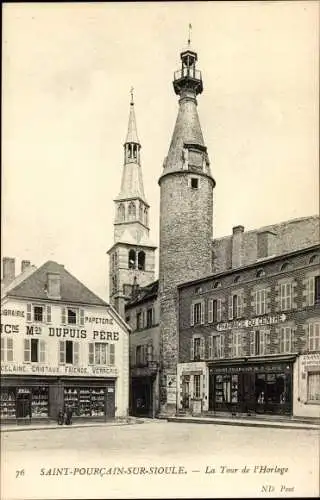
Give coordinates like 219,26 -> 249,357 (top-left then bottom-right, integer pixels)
125,87 -> 140,144
117,91 -> 146,202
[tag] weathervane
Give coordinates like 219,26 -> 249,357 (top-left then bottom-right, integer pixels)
188,23 -> 192,47
130,86 -> 134,104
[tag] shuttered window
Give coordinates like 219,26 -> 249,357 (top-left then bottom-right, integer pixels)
79,308 -> 85,326
190,301 -> 205,326
279,327 -> 292,353
39,340 -> 46,363
308,323 -> 320,351
46,305 -> 51,323
1,337 -> 14,362
280,283 -> 292,311
109,344 -> 115,365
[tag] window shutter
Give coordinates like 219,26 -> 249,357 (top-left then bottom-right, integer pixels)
220,334 -> 225,358
231,333 -> 236,357
147,343 -> 153,363
208,299 -> 213,323
39,340 -> 46,363
27,303 -> 32,322
259,330 -> 265,355
73,342 -> 79,365
200,337 -> 205,359
253,291 -> 258,315
228,296 -> 233,320
190,338 -> 194,361
249,330 -> 255,356
264,329 -> 271,354
200,301 -> 205,325
109,344 -> 115,365
0,337 -> 4,361
88,343 -> 94,365
46,305 -> 51,323
216,335 -> 221,358
208,336 -> 213,359
24,339 -> 31,362
190,304 -> 195,326
306,277 -> 314,306
217,299 -> 222,322
59,341 -> 65,364
7,338 -> 14,362
61,307 -> 66,325
237,293 -> 244,318
79,308 -> 85,326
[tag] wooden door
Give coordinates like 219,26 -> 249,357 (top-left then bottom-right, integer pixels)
105,382 -> 115,418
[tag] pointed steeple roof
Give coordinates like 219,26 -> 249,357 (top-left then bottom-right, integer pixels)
125,88 -> 139,144
116,93 -> 147,202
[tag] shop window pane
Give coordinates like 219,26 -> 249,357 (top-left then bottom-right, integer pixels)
0,388 -> 16,419
308,372 -> 320,402
31,387 -> 48,417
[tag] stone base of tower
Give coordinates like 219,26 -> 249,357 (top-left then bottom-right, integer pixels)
157,369 -> 178,418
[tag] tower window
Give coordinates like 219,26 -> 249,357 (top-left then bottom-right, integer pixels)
144,208 -> 148,226
138,251 -> 146,271
128,202 -> 136,220
191,178 -> 198,189
128,249 -> 136,269
118,203 -> 125,221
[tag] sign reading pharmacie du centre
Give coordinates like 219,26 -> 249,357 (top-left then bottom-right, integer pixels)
216,313 -> 287,332
1,303 -> 130,421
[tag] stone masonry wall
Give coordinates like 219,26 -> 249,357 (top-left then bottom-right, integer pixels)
159,171 -> 214,412
179,247 -> 320,362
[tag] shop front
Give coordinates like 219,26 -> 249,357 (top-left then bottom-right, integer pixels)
208,355 -> 296,416
130,364 -> 159,418
0,376 -> 116,423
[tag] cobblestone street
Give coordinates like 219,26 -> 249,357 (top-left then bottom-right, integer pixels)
1,420 -> 319,498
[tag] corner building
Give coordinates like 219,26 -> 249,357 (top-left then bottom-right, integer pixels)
158,45 -> 215,415
1,259 -> 129,423
177,239 -> 320,419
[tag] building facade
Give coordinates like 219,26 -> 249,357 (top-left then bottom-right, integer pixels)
125,281 -> 160,417
1,259 -> 129,423
177,245 -> 320,418
107,93 -> 156,319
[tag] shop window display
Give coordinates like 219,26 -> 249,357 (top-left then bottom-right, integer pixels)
31,387 -> 49,417
0,389 -> 16,419
64,387 -> 106,417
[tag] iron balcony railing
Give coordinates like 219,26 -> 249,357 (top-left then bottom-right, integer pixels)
174,68 -> 202,81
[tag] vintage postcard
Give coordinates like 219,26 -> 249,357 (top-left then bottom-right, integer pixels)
1,1 -> 319,499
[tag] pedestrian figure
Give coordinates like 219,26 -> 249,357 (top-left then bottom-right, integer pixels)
65,405 -> 73,425
57,408 -> 64,425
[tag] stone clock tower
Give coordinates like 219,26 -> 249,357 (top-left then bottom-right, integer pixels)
158,44 -> 216,415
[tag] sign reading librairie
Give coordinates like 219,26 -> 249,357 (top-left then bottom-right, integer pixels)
1,363 -> 118,378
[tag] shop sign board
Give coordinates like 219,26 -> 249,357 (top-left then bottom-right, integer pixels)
209,363 -> 291,374
1,363 -> 118,378
216,314 -> 287,332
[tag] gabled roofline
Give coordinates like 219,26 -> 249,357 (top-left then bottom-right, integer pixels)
178,243 -> 320,290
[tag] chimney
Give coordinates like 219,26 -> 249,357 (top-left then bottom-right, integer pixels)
46,272 -> 61,300
257,231 -> 276,259
2,257 -> 15,284
232,226 -> 244,269
21,260 -> 31,273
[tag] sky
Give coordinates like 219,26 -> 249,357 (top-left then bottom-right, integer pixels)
2,1 -> 319,301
